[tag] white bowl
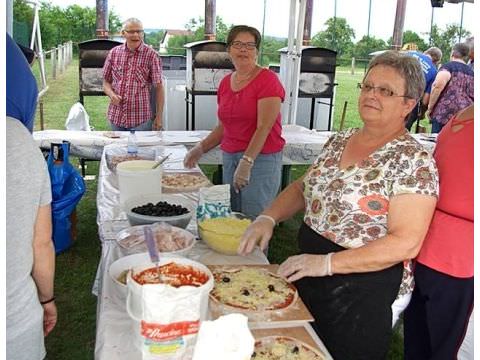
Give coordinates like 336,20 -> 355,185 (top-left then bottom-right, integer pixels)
124,193 -> 195,228
115,223 -> 195,257
109,252 -> 185,294
105,147 -> 156,174
109,252 -> 153,294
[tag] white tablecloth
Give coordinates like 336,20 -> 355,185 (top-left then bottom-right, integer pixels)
93,144 -> 300,360
34,126 -> 436,165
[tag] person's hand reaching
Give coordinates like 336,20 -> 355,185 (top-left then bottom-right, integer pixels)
237,215 -> 276,255
184,143 -> 204,168
233,158 -> 253,192
277,253 -> 333,282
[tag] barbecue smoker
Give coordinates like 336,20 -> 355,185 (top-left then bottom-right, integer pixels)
280,47 -> 338,130
78,39 -> 122,104
184,40 -> 234,130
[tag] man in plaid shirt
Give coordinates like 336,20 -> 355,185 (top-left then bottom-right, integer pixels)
103,18 -> 164,131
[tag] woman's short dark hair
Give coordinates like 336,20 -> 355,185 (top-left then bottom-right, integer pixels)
451,42 -> 470,59
365,50 -> 425,101
226,25 -> 261,50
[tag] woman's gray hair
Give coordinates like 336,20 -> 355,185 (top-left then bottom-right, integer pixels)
364,50 -> 425,101
122,18 -> 143,30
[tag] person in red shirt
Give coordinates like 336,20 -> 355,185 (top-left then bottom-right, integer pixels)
103,18 -> 164,131
404,104 -> 474,359
184,25 -> 285,218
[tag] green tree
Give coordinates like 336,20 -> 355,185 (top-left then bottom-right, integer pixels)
402,30 -> 428,51
428,24 -> 471,62
145,30 -> 166,49
386,30 -> 428,51
13,0 -> 122,50
167,16 -> 231,55
260,36 -> 288,66
352,35 -> 387,59
311,17 -> 355,58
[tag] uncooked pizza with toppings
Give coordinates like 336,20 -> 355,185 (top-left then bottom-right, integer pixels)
162,173 -> 210,191
252,336 -> 325,360
210,267 -> 297,311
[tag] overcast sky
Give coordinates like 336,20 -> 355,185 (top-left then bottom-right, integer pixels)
44,0 -> 474,42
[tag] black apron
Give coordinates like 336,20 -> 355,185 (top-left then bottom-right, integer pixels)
295,222 -> 403,360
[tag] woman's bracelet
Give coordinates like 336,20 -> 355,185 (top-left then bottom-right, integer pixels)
256,214 -> 276,227
242,155 -> 255,165
40,296 -> 56,305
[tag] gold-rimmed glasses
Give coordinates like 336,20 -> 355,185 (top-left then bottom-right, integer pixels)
357,82 -> 412,99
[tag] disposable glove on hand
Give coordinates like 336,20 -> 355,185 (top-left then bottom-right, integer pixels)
233,158 -> 253,192
237,215 -> 275,255
184,143 -> 204,168
277,253 -> 333,282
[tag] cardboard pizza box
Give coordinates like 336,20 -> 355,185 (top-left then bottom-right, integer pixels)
207,264 -> 314,327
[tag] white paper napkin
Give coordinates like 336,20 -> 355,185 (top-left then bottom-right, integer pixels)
192,313 -> 254,360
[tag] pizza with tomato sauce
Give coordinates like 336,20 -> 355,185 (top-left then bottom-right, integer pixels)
132,262 -> 209,288
252,336 -> 325,360
210,267 -> 297,311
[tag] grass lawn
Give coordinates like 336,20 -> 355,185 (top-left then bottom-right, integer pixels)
34,57 -> 404,359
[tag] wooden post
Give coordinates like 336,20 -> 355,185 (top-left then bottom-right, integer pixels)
39,101 -> 45,130
51,49 -> 57,79
339,101 -> 348,131
351,57 -> 356,75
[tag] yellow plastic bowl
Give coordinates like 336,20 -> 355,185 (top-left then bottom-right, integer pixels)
198,217 -> 252,255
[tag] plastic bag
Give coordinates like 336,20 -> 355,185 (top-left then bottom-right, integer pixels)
47,142 -> 86,253
196,185 -> 232,223
65,102 -> 91,131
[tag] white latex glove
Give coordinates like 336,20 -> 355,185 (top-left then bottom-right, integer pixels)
184,143 -> 204,168
233,158 -> 252,192
277,253 -> 333,282
237,215 -> 275,255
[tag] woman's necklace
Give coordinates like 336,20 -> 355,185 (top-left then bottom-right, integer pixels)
233,66 -> 258,85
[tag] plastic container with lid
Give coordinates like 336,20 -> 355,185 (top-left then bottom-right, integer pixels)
117,160 -> 162,205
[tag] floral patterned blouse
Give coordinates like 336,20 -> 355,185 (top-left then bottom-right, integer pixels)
303,128 -> 439,296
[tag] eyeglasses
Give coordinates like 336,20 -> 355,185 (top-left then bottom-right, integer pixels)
230,41 -> 257,50
124,30 -> 144,35
357,83 -> 411,99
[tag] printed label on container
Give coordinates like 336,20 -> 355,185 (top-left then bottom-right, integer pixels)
141,320 -> 200,342
145,338 -> 185,355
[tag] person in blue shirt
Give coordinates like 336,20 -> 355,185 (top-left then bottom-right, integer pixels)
6,33 -> 38,133
405,47 -> 442,132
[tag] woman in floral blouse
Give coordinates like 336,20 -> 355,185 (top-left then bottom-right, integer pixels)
238,51 -> 439,360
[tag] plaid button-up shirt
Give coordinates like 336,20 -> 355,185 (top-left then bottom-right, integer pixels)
103,42 -> 162,128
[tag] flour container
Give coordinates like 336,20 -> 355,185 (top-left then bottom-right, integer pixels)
126,257 -> 214,360
117,160 -> 162,206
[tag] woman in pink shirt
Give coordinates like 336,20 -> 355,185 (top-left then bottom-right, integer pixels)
184,25 -> 285,218
404,104 -> 474,359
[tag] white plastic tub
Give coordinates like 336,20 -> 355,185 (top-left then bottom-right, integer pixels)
126,257 -> 214,359
117,160 -> 162,205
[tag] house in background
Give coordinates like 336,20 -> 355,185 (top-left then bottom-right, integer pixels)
159,29 -> 193,53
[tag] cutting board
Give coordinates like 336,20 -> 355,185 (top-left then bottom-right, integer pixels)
207,264 -> 314,327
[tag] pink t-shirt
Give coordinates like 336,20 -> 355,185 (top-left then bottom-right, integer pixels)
217,68 -> 285,154
416,117 -> 474,278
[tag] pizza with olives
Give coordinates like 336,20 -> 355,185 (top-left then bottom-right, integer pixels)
252,336 -> 325,360
210,267 -> 297,311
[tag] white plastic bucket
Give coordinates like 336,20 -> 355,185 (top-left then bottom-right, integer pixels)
117,160 -> 162,206
126,257 -> 214,360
